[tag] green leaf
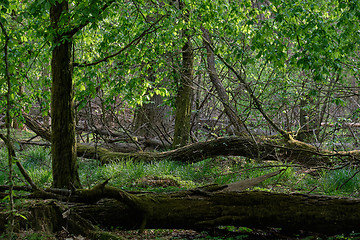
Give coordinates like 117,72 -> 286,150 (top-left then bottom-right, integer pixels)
0,77 -> 5,88
15,213 -> 28,220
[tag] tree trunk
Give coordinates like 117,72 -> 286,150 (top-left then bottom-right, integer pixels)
172,36 -> 194,148
202,28 -> 247,136
172,1 -> 194,148
134,94 -> 171,139
72,190 -> 360,235
76,135 -> 338,167
133,68 -> 171,144
50,1 -> 81,188
5,187 -> 360,236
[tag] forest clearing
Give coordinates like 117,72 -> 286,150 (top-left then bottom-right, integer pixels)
1,0 -> 360,239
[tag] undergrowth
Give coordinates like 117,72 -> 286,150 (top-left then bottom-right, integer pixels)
1,145 -> 360,239
0,145 -> 359,198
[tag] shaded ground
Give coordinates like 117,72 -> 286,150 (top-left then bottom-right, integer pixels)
13,228 -> 360,240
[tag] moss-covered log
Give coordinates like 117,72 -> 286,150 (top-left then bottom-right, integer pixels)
74,190 -> 360,235
3,173 -> 360,236
77,136 -> 360,166
23,113 -> 360,166
6,190 -> 360,236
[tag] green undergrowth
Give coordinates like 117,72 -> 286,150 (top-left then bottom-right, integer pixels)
1,145 -> 360,239
0,145 -> 359,197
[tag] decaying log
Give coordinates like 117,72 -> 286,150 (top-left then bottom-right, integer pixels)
2,171 -> 360,236
77,136 -> 360,166
73,190 -> 360,235
6,188 -> 360,236
23,113 -> 51,142
22,113 -> 360,166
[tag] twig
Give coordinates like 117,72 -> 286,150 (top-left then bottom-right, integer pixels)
0,133 -> 40,191
204,37 -> 291,140
336,168 -> 360,190
73,16 -> 165,67
307,186 -> 317,194
221,164 -> 300,176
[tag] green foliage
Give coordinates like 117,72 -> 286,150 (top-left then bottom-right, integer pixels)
20,146 -> 51,168
79,158 -> 223,191
1,0 -> 360,237
2,145 -> 360,199
319,168 -> 360,195
3,231 -> 56,240
1,0 -> 359,143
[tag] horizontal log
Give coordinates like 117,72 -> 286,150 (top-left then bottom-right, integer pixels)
3,175 -> 360,236
76,136 -> 337,166
67,191 -> 360,235
22,113 -> 360,167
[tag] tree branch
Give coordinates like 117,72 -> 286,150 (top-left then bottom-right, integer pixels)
65,0 -> 115,37
203,37 -> 291,140
0,133 -> 40,191
73,15 -> 165,67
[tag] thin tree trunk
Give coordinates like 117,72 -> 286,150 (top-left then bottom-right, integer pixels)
202,28 -> 247,136
0,21 -> 15,237
133,68 -> 171,142
50,1 -> 81,188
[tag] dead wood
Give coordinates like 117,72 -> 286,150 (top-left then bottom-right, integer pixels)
22,113 -> 360,166
5,186 -> 360,236
17,140 -> 50,147
1,171 -> 282,238
1,170 -> 359,236
23,114 -> 169,151
202,27 -> 247,136
76,136 -> 340,166
2,171 -> 360,236
73,191 -> 360,235
221,169 -> 284,191
23,113 -> 51,142
0,133 -> 40,191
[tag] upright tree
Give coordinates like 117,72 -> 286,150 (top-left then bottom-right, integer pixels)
172,0 -> 194,148
50,0 -> 81,188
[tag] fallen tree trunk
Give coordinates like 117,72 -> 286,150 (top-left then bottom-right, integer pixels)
23,113 -> 360,166
72,190 -> 360,235
2,170 -> 360,237
9,188 -> 360,236
78,136 -> 360,166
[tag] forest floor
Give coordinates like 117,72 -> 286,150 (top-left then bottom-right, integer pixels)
14,227 -> 355,240
2,130 -> 360,239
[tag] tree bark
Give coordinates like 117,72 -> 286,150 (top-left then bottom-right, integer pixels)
72,190 -> 360,235
172,36 -> 194,148
5,187 -> 360,236
172,0 -> 194,148
50,1 -> 81,188
76,135 -> 339,167
202,28 -> 247,136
